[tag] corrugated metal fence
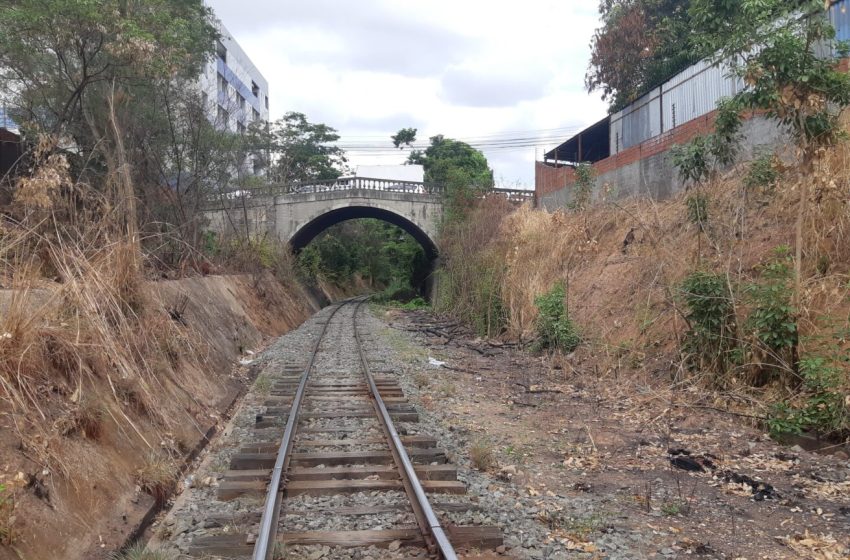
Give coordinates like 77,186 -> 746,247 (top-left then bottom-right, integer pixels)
610,0 -> 848,156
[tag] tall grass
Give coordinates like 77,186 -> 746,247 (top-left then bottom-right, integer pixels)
436,118 -> 850,432
0,136 -> 213,477
436,196 -> 513,336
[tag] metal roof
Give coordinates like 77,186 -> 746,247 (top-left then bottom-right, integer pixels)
544,116 -> 611,163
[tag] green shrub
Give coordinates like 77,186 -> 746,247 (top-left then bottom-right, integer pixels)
768,353 -> 848,439
374,278 -> 417,303
680,271 -> 738,375
397,297 -> 428,310
534,281 -> 580,352
744,247 -> 798,379
744,153 -> 781,193
569,163 -> 595,211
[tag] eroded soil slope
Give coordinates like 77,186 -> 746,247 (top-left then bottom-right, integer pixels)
0,274 -> 316,560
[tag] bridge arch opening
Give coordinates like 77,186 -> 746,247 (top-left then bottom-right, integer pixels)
289,206 -> 439,299
289,206 -> 438,260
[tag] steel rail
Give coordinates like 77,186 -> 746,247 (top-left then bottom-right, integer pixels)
351,299 -> 458,560
252,301 -> 348,560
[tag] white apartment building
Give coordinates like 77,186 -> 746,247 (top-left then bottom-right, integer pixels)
199,20 -> 270,136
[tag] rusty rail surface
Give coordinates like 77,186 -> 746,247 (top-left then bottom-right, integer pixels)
352,299 -> 458,559
251,301 -> 347,560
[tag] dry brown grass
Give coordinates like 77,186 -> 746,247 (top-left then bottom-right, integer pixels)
135,454 -> 176,507
444,121 -> 850,414
469,439 -> 496,472
0,136 -> 219,483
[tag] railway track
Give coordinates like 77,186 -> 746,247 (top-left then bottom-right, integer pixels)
187,299 -> 502,559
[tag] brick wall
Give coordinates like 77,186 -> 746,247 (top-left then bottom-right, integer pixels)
536,55 -> 850,204
535,111 -> 718,201
535,162 -> 576,197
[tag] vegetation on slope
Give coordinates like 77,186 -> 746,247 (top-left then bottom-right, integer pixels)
440,0 -> 850,442
0,2 -> 319,556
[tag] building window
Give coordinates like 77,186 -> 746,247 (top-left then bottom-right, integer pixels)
253,158 -> 263,175
216,40 -> 227,64
251,81 -> 260,97
217,106 -> 229,127
238,93 -> 246,112
237,121 -> 246,134
217,73 -> 228,95
264,96 -> 269,110
253,108 -> 260,122
201,91 -> 208,109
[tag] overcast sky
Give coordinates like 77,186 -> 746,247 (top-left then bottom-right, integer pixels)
206,0 -> 608,188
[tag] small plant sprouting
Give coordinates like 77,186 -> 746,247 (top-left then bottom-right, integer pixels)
110,543 -> 175,560
661,502 -> 683,516
0,483 -> 15,545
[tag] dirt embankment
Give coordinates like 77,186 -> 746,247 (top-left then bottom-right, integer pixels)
0,273 -> 318,560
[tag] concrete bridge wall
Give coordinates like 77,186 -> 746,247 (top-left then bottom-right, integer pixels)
204,188 -> 443,257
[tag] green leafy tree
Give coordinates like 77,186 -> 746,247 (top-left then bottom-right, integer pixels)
408,135 -> 493,222
587,0 -> 697,111
0,0 -> 216,136
296,219 -> 429,297
391,127 -> 418,149
266,112 -> 347,185
0,0 -> 219,257
689,0 -> 850,298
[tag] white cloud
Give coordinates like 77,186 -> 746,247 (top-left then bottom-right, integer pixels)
207,0 -> 608,186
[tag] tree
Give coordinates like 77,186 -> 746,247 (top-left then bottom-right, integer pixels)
408,135 -> 492,187
689,0 -> 850,301
0,0 -> 216,149
266,112 -> 347,185
0,0 -> 218,255
391,127 -> 418,149
587,0 -> 696,111
407,135 -> 493,222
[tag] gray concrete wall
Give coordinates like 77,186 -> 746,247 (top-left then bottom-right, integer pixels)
204,196 -> 277,239
275,189 -> 441,244
540,116 -> 788,211
203,189 -> 442,249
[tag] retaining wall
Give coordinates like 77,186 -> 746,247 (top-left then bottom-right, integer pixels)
537,113 -> 787,211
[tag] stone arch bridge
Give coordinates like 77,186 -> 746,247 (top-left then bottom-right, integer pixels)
203,177 -> 533,260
